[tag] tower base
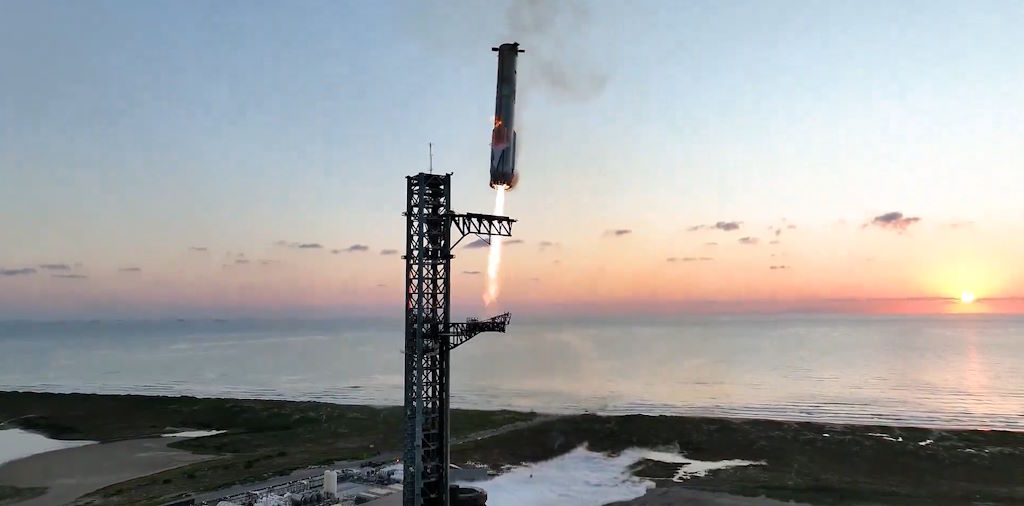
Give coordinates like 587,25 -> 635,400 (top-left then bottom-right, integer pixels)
449,485 -> 487,506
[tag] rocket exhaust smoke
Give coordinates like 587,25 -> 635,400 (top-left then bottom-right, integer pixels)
484,186 -> 507,306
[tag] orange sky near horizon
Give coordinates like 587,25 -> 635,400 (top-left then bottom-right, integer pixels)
3,215 -> 1022,319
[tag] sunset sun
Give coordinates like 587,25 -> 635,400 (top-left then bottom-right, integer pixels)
960,292 -> 976,304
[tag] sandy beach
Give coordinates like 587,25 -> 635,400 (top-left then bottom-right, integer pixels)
0,436 -> 212,506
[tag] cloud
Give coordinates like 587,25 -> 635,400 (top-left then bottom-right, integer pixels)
944,221 -> 974,230
38,263 -> 71,271
466,237 -> 521,249
769,240 -> 780,245
235,259 -> 250,265
530,277 -> 541,282
605,229 -> 632,237
538,240 -> 561,251
345,244 -> 370,252
189,246 -> 208,252
380,249 -> 399,255
276,241 -> 324,249
53,274 -> 87,279
689,221 -> 742,232
866,211 -> 921,231
787,224 -> 797,230
258,259 -> 278,266
118,267 -> 142,273
667,257 -> 713,263
463,239 -> 491,249
769,265 -> 789,270
462,270 -> 482,275
376,283 -> 386,288
775,228 -> 782,237
1,268 -> 36,277
738,237 -> 759,245
704,242 -> 718,246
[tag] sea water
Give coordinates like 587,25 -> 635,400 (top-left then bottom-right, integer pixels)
0,315 -> 1021,431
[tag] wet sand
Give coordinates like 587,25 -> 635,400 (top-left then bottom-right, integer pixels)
0,437 -> 213,506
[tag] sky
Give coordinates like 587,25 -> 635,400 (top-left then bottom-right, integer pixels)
2,0 -> 1024,319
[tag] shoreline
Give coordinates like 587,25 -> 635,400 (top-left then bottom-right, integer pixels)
1,391 -> 1022,506
2,387 -> 1020,435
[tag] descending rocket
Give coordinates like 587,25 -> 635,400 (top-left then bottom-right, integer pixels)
490,42 -> 524,189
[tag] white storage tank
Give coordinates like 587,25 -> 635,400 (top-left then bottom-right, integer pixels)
324,469 -> 338,498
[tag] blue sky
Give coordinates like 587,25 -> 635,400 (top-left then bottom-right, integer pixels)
2,1 -> 1024,318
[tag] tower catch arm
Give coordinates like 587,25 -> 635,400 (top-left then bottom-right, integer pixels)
446,312 -> 511,351
450,212 -> 515,249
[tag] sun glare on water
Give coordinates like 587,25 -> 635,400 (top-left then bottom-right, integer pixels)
960,292 -> 976,304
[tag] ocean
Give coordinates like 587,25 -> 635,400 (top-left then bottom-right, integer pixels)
1,315 -> 1021,431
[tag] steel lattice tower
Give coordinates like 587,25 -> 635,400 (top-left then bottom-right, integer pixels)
403,172 -> 514,506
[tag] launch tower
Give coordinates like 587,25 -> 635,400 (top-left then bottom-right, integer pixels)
402,172 -> 515,506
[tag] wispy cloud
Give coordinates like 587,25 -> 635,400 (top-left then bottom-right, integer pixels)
462,270 -> 482,275
39,263 -> 71,271
53,274 -> 87,279
668,257 -> 713,262
704,242 -> 718,246
866,211 -> 921,232
345,244 -> 370,252
189,246 -> 208,252
380,249 -> 399,256
738,237 -> 759,245
605,229 -> 632,237
235,259 -> 250,265
688,221 -> 742,232
505,239 -> 525,245
118,267 -> 142,273
944,221 -> 974,230
769,240 -> 780,245
463,239 -> 491,249
1,268 -> 36,277
538,240 -> 561,251
258,259 -> 278,266
769,265 -> 789,270
276,241 -> 324,249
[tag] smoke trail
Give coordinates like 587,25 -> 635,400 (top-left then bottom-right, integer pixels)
484,186 -> 507,306
506,0 -> 608,102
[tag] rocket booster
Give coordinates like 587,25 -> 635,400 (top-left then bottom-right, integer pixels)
490,42 -> 524,189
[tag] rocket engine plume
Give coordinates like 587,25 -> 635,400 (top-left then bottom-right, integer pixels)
484,186 -> 507,306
